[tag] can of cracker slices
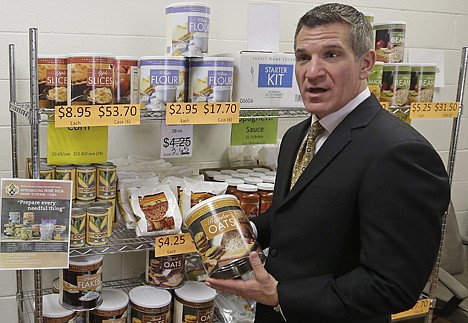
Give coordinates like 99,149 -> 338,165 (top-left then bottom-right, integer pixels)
67,54 -> 115,106
146,250 -> 185,289
114,56 -> 139,104
189,57 -> 233,102
139,56 -> 187,110
184,194 -> 263,279
38,55 -> 68,109
166,2 -> 211,57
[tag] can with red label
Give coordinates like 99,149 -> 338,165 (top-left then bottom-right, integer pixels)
67,54 -> 115,106
38,55 -> 68,109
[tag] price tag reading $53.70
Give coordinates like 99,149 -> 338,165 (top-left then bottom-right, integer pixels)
54,104 -> 140,127
154,233 -> 197,257
165,102 -> 240,125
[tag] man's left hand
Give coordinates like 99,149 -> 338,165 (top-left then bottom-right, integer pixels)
205,251 -> 279,306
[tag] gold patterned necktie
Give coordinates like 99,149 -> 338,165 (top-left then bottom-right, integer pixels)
290,121 -> 325,189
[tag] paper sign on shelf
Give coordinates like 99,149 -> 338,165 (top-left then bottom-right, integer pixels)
48,123 -> 108,164
160,120 -> 193,158
231,114 -> 278,146
0,178 -> 73,270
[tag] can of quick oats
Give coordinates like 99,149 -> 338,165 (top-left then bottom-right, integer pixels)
166,2 -> 211,57
67,54 -> 115,106
145,249 -> 185,289
139,56 -> 187,110
189,57 -> 234,102
184,194 -> 264,279
38,55 -> 68,109
373,21 -> 406,63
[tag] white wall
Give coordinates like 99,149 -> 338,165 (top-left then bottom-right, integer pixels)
1,0 -> 468,321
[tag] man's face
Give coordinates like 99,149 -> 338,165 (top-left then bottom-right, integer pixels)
295,23 -> 373,118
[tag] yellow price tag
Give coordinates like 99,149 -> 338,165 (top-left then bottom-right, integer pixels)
391,298 -> 431,320
410,102 -> 460,119
54,104 -> 140,127
154,233 -> 197,257
165,102 -> 240,125
380,102 -> 389,110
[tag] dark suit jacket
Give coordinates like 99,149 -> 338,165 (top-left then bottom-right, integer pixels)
252,95 -> 450,323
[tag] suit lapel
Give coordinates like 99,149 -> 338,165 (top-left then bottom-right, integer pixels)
278,96 -> 382,209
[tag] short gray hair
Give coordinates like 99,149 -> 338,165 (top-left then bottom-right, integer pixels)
294,3 -> 373,59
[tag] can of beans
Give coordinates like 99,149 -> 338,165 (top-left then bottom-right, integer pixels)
173,281 -> 216,323
409,63 -> 437,103
380,63 -> 412,107
75,164 -> 96,201
374,21 -> 406,63
139,56 -> 187,110
189,57 -> 234,102
67,54 -> 115,106
38,55 -> 68,109
86,206 -> 108,246
114,56 -> 139,104
165,2 -> 211,57
129,286 -> 172,323
184,194 -> 264,279
60,255 -> 103,311
71,207 -> 86,247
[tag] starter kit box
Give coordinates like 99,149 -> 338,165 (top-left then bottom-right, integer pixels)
220,51 -> 303,109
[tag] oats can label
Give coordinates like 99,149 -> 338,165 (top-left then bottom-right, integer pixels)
184,195 -> 262,279
409,64 -> 437,103
380,63 -> 412,107
68,54 -> 115,106
139,56 -> 187,111
189,58 -> 233,103
38,56 -> 68,109
146,251 -> 185,289
166,3 -> 211,57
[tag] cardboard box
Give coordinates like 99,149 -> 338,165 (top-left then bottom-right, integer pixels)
219,51 -> 303,109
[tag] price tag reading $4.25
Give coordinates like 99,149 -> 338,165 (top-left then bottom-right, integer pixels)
154,233 -> 197,257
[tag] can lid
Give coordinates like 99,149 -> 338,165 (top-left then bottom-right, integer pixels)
38,55 -> 67,59
213,174 -> 232,182
175,281 -> 216,303
257,183 -> 274,191
139,55 -> 186,61
166,2 -> 211,9
220,169 -> 237,175
184,194 -> 239,221
252,168 -> 270,173
231,173 -> 249,179
94,289 -> 129,311
248,172 -> 265,178
261,175 -> 276,184
205,170 -> 221,178
264,171 -> 276,177
67,53 -> 115,58
115,56 -> 139,61
374,61 -> 385,66
237,184 -> 258,192
225,178 -> 244,186
129,286 -> 172,308
244,177 -> 263,185
69,255 -> 104,266
237,169 -> 254,174
40,294 -> 76,318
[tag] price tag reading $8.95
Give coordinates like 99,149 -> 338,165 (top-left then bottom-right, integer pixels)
165,102 -> 240,125
154,233 -> 197,257
54,104 -> 140,127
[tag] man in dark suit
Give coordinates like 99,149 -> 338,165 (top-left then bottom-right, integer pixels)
205,3 -> 450,322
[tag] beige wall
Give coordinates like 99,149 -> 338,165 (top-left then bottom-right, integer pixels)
1,0 -> 468,321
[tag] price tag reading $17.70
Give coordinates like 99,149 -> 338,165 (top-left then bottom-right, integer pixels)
155,233 -> 197,257
54,104 -> 140,127
165,102 -> 240,125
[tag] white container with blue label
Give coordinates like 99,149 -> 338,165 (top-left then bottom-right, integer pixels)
139,56 -> 187,110
166,2 -> 211,57
189,57 -> 234,102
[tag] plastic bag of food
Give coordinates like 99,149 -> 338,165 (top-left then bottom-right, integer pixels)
181,178 -> 228,217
